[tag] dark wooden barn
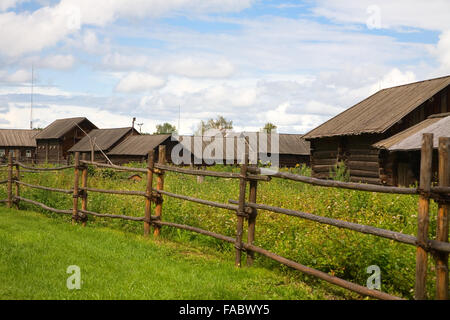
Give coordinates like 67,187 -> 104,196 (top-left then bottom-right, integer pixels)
0,129 -> 37,163
176,133 -> 310,167
107,134 -> 175,164
373,113 -> 450,186
68,127 -> 139,162
304,75 -> 450,185
35,117 -> 97,164
277,134 -> 310,167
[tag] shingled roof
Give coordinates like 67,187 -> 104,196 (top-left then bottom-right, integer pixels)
107,134 -> 171,156
304,75 -> 450,139
0,129 -> 37,147
35,117 -> 97,140
68,127 -> 137,152
373,113 -> 450,151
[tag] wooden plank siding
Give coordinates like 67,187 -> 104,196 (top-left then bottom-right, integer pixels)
308,80 -> 450,186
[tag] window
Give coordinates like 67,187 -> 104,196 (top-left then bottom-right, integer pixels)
26,150 -> 32,158
0,149 -> 5,157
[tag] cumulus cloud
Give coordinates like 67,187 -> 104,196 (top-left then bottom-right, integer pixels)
0,0 -> 24,12
0,2 -> 81,57
0,0 -> 253,57
432,30 -> 450,72
37,54 -> 75,70
115,72 -> 166,93
0,69 -> 31,83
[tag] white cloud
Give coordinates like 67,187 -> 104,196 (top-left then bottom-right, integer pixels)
312,0 -> 450,31
0,0 -> 253,57
432,30 -> 450,72
37,54 -> 75,70
0,0 -> 24,12
0,3 -> 80,57
115,72 -> 166,93
61,0 -> 254,27
0,69 -> 31,83
103,53 -> 235,78
162,57 -> 235,78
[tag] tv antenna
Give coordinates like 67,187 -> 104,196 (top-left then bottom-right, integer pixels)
30,64 -> 34,129
137,123 -> 144,133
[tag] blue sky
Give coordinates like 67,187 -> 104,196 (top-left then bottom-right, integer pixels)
0,0 -> 449,134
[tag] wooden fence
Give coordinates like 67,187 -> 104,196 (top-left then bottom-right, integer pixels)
0,135 -> 449,300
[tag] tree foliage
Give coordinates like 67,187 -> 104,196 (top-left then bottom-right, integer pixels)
195,116 -> 233,135
154,122 -> 177,134
262,122 -> 277,133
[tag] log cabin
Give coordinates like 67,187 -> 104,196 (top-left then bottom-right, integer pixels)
303,75 -> 450,185
373,113 -> 450,186
176,133 -> 310,167
68,127 -> 139,162
0,129 -> 37,163
35,117 -> 97,164
107,134 -> 175,164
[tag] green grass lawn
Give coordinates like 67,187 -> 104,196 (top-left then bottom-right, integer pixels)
0,207 -> 352,300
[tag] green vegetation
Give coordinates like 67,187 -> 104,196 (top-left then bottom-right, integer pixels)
0,163 -> 439,299
0,207 -> 348,299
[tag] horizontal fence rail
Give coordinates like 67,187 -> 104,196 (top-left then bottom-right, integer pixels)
79,187 -> 146,197
1,138 -> 449,300
16,180 -> 73,194
228,199 -> 450,254
155,188 -> 240,212
15,162 -> 75,171
15,196 -> 72,215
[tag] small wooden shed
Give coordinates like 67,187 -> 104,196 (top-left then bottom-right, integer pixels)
0,129 -> 37,163
107,134 -> 175,164
68,127 -> 139,162
35,117 -> 97,164
304,75 -> 450,185
373,113 -> 450,186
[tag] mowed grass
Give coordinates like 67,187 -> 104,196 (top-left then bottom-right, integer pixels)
0,207 -> 348,300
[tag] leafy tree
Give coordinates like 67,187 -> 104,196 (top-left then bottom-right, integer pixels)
195,116 -> 233,135
154,123 -> 177,134
262,122 -> 277,133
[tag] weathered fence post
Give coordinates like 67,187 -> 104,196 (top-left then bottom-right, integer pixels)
81,153 -> 88,227
235,140 -> 249,267
7,152 -> 12,208
415,133 -> 433,300
14,160 -> 20,209
154,145 -> 166,237
72,152 -> 80,225
247,177 -> 258,266
144,150 -> 155,237
436,137 -> 449,300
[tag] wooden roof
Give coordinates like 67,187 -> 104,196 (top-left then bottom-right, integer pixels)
68,127 -> 137,152
373,113 -> 450,151
0,129 -> 37,147
178,133 -> 310,157
35,117 -> 97,140
107,134 -> 171,156
304,75 -> 450,139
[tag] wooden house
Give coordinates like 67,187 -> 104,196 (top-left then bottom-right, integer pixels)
277,134 -> 310,167
68,127 -> 139,162
304,75 -> 450,185
107,134 -> 175,164
35,117 -> 97,164
0,129 -> 37,163
176,133 -> 310,167
373,113 -> 450,186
